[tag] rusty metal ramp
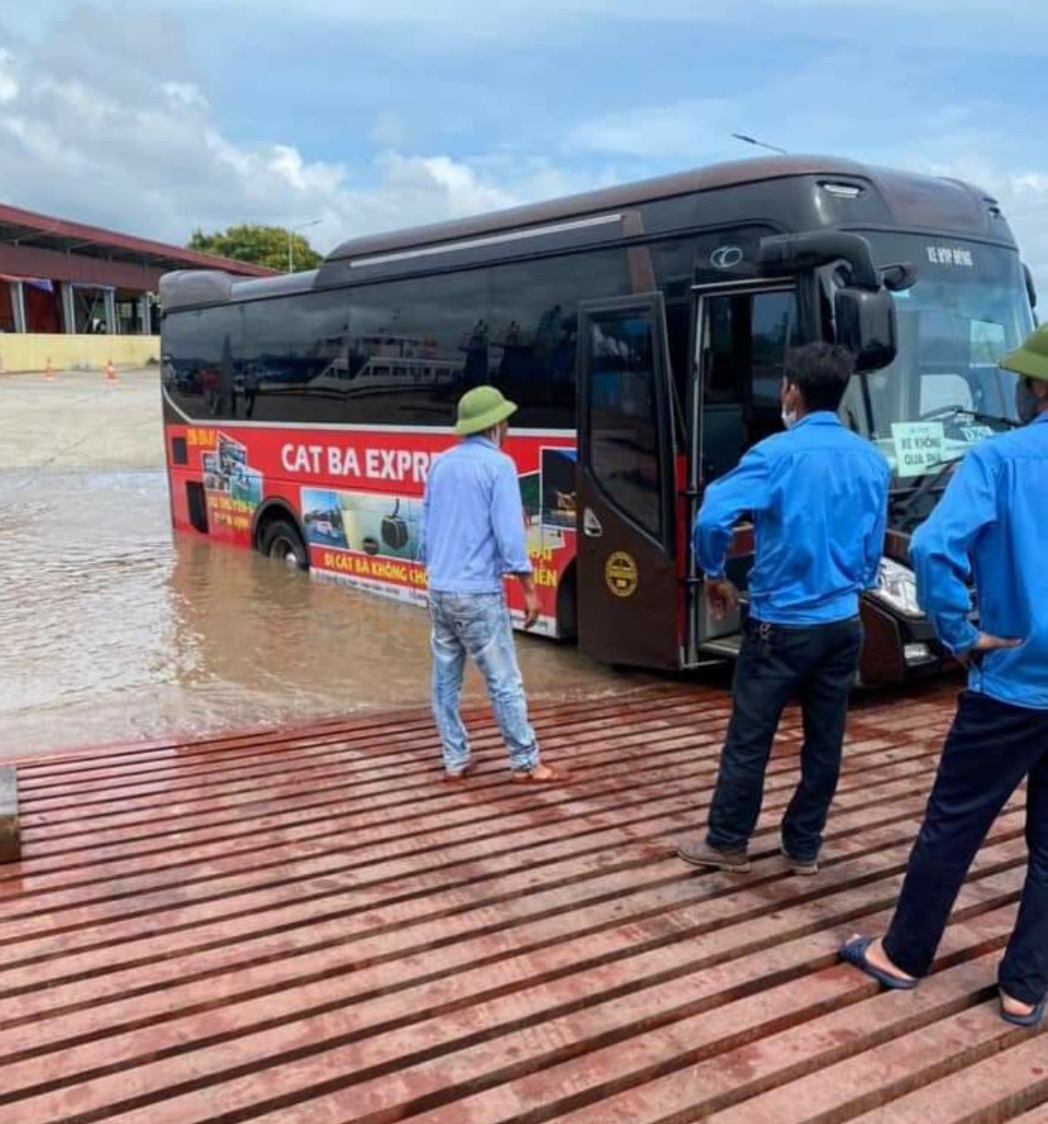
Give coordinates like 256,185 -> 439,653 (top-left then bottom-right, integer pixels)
0,683 -> 1043,1123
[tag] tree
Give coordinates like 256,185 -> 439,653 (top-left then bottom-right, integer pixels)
187,224 -> 323,273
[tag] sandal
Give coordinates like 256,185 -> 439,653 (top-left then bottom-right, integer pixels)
1000,990 -> 1046,1028
443,762 -> 475,781
511,763 -> 564,784
839,936 -> 918,990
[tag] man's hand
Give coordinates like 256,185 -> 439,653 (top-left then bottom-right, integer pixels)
957,632 -> 1023,667
523,587 -> 542,630
704,577 -> 739,622
515,575 -> 541,630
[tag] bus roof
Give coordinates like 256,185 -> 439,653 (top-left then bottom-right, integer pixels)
323,155 -> 860,263
322,154 -> 1002,265
160,154 -> 1009,313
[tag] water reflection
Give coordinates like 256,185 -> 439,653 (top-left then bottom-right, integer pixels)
0,469 -> 639,759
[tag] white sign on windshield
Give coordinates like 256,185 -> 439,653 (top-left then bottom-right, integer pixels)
891,422 -> 946,478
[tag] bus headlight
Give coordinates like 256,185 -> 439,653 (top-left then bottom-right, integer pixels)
873,559 -> 922,617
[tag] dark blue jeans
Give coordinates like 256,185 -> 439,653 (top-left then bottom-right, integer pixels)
883,691 -> 1048,1005
706,615 -> 863,862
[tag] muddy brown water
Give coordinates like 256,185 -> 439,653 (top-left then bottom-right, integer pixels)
0,373 -> 941,764
0,409 -> 656,761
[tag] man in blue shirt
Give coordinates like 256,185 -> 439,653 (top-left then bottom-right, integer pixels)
842,323 -> 1048,1028
678,344 -> 890,875
421,385 -> 559,783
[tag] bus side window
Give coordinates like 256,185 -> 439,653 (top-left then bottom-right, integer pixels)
586,310 -> 665,540
701,290 -> 802,479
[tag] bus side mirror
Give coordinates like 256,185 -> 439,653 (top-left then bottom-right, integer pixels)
835,287 -> 897,372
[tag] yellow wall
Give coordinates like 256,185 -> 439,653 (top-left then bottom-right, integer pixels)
0,334 -> 160,374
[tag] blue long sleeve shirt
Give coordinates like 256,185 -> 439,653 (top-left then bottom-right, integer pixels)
694,412 -> 890,626
910,411 -> 1048,710
420,436 -> 532,594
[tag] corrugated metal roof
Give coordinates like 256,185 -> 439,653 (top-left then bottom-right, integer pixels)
0,201 -> 277,277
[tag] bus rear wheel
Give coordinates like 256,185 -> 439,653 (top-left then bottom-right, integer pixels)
260,519 -> 309,571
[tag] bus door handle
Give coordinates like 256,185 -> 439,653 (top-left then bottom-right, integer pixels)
582,508 -> 603,538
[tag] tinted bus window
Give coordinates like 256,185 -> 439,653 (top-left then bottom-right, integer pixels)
240,291 -> 351,424
346,269 -> 493,428
164,246 -> 633,428
341,248 -> 634,430
164,305 -> 244,421
701,289 -> 803,479
585,308 -> 664,539
489,248 -> 632,429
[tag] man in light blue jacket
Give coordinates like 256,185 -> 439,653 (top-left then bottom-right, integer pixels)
842,323 -> 1048,1028
421,385 -> 559,784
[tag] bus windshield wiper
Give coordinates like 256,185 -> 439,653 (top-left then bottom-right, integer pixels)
895,456 -> 960,520
920,405 -> 1021,429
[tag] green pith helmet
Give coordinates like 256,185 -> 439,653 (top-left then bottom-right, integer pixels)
1001,323 -> 1048,382
454,385 -> 518,436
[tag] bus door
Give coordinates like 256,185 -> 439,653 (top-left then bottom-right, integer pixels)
575,294 -> 681,670
687,279 -> 802,662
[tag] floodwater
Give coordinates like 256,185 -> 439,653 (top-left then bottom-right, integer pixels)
0,373 -> 650,760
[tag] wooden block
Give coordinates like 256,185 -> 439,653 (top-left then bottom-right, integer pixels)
0,765 -> 19,863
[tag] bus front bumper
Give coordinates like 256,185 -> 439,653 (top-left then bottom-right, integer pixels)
858,598 -> 957,686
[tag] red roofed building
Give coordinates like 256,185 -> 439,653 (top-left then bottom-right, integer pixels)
0,202 -> 274,338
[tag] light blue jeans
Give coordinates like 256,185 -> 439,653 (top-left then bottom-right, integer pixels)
429,591 -> 540,773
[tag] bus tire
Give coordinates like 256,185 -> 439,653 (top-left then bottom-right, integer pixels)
260,519 -> 309,571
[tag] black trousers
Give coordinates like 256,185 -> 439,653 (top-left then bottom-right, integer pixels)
706,616 -> 863,862
883,691 -> 1048,1005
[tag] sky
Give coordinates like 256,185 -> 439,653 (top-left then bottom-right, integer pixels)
0,1 -> 1045,291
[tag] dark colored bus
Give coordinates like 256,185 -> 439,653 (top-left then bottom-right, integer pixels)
160,154 -> 1036,684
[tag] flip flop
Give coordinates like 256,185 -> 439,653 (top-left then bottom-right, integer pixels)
443,762 -> 475,781
839,936 -> 918,991
1000,991 -> 1046,1028
511,764 -> 564,784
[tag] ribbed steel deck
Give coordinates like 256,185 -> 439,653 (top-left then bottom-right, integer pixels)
0,682 -> 1043,1123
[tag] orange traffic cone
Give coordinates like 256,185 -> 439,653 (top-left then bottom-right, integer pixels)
45,358 -> 54,381
105,359 -> 117,383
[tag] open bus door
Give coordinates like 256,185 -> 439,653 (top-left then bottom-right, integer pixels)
575,293 -> 682,670
686,278 -> 802,664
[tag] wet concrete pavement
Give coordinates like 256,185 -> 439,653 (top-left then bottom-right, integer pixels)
0,371 -> 653,759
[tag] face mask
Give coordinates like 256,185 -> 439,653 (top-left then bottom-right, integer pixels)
781,381 -> 799,430
1016,378 -> 1041,424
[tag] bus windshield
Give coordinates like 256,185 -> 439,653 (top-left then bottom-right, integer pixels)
839,234 -> 1034,482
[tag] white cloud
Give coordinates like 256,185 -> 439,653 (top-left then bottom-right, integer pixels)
380,153 -> 518,213
0,12 -> 572,252
566,99 -> 737,162
926,161 -> 1048,299
0,47 -> 17,102
162,81 -> 209,112
1,4 -> 1044,307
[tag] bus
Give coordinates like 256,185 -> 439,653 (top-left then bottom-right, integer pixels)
159,154 -> 1037,685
